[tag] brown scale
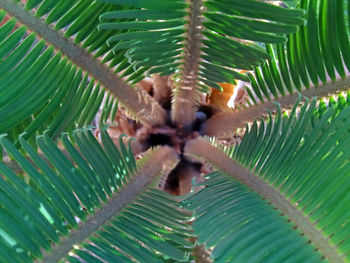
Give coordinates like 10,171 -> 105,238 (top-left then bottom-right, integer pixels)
103,76 -> 247,195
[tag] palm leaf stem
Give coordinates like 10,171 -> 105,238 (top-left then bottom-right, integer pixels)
39,146 -> 179,263
204,77 -> 350,138
184,137 -> 343,263
0,0 -> 167,127
171,0 -> 204,130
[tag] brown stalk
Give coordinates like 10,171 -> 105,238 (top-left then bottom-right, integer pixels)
204,78 -> 350,138
1,0 -> 167,128
184,137 -> 344,263
171,0 -> 204,130
40,146 -> 179,263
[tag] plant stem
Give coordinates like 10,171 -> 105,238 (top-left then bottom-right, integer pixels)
185,137 -> 343,263
171,0 -> 204,130
1,0 -> 167,127
204,77 -> 350,138
40,146 -> 179,263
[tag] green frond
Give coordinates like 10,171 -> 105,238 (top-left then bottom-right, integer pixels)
247,0 -> 350,104
1,1 -> 168,129
282,0 -> 300,8
190,97 -> 350,261
2,1 -> 350,262
313,91 -> 350,118
98,95 -> 119,127
201,0 -> 304,86
182,97 -> 350,261
0,130 -> 189,262
231,96 -> 350,174
67,188 -> 193,263
0,13 -> 115,144
97,0 -> 304,90
97,0 -> 186,77
21,0 -> 145,81
184,172 -> 324,263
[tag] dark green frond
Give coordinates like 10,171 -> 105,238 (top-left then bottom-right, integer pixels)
193,97 -> 350,261
248,0 -> 350,104
97,0 -> 304,90
0,13 -> 117,145
1,1 -> 168,127
184,172 -> 324,263
69,188 -> 193,263
8,0 -> 145,83
23,0 -> 113,56
2,1 -> 350,262
97,0 -> 186,77
201,0 -> 304,89
0,131 -> 189,262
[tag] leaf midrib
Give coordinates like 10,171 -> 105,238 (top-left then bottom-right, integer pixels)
204,77 -> 350,138
0,0 -> 166,127
39,146 -> 179,263
185,137 -> 344,263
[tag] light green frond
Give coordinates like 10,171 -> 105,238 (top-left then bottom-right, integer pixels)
0,13 -> 117,145
184,172 -> 324,263
0,130 -> 189,262
282,0 -> 300,8
248,0 -> 350,104
313,91 -> 350,119
97,0 -> 304,90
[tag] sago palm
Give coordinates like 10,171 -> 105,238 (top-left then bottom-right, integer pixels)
0,0 -> 349,262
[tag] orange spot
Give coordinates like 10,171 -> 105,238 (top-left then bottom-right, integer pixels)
208,71 -> 247,110
209,83 -> 236,111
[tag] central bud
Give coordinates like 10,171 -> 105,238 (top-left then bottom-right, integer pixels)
106,93 -> 215,195
140,106 -> 215,195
